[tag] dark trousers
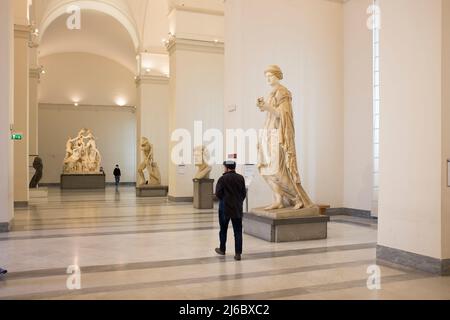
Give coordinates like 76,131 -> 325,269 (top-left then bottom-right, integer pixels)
115,176 -> 120,186
219,202 -> 243,255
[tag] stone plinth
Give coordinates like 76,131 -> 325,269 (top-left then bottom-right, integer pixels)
61,174 -> 105,190
193,179 -> 214,209
244,206 -> 329,243
136,185 -> 168,197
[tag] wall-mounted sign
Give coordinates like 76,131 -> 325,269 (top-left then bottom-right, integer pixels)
11,133 -> 23,141
244,164 -> 257,187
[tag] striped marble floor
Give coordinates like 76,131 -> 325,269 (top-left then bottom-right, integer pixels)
0,187 -> 449,300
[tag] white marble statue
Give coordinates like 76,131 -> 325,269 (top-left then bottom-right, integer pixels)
138,137 -> 162,186
256,65 -> 315,211
63,128 -> 102,174
194,145 -> 212,180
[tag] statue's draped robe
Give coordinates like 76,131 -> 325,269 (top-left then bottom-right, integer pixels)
258,85 -> 314,208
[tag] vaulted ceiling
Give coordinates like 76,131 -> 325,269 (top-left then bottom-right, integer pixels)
31,0 -> 225,73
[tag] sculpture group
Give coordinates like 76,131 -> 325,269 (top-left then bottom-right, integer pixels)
63,129 -> 102,174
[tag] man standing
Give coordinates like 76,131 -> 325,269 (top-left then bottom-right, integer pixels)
113,165 -> 121,188
215,161 -> 247,261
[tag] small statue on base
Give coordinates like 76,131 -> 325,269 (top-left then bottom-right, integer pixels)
193,146 -> 212,180
29,157 -> 43,188
138,137 -> 162,186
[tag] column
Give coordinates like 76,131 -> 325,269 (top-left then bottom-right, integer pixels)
13,12 -> 30,207
0,0 -> 14,231
166,6 -> 225,201
136,75 -> 170,186
377,0 -> 450,275
29,47 -> 40,157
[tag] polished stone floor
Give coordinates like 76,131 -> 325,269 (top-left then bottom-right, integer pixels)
0,187 -> 449,300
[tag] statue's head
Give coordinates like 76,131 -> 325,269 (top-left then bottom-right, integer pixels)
141,137 -> 150,149
264,65 -> 283,86
194,146 -> 210,166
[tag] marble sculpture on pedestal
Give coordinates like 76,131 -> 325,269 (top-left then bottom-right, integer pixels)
256,65 -> 316,212
63,129 -> 102,174
138,137 -> 162,186
194,145 -> 212,180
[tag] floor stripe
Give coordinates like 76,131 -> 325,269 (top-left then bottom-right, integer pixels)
10,220 -> 217,232
12,211 -> 216,223
215,273 -> 434,300
4,243 -> 376,281
0,225 -> 219,241
0,259 -> 376,300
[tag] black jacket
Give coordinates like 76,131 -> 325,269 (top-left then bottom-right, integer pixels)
215,171 -> 247,219
113,168 -> 121,177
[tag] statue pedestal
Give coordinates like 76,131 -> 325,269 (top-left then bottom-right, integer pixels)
61,174 -> 106,190
244,207 -> 329,243
136,185 -> 168,197
29,187 -> 48,198
193,179 -> 214,209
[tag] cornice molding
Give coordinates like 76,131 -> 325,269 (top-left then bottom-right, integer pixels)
166,37 -> 224,55
169,5 -> 224,17
136,75 -> 170,86
39,103 -> 136,113
14,24 -> 30,39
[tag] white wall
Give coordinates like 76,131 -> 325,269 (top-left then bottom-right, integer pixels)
39,52 -> 137,106
378,0 -> 443,259
343,0 -> 373,211
39,104 -> 136,183
224,0 -> 344,209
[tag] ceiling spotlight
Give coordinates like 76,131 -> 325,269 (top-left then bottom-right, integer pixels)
145,68 -> 151,73
214,39 -> 219,43
74,102 -> 79,107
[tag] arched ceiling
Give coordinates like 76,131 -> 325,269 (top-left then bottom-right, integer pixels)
31,0 -> 225,73
39,9 -> 137,72
33,0 -> 224,51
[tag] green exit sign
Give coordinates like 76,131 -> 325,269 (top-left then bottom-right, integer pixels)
11,133 -> 23,140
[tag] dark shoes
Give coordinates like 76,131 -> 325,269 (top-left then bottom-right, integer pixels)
215,248 -> 225,256
0,268 -> 7,275
215,248 -> 242,261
